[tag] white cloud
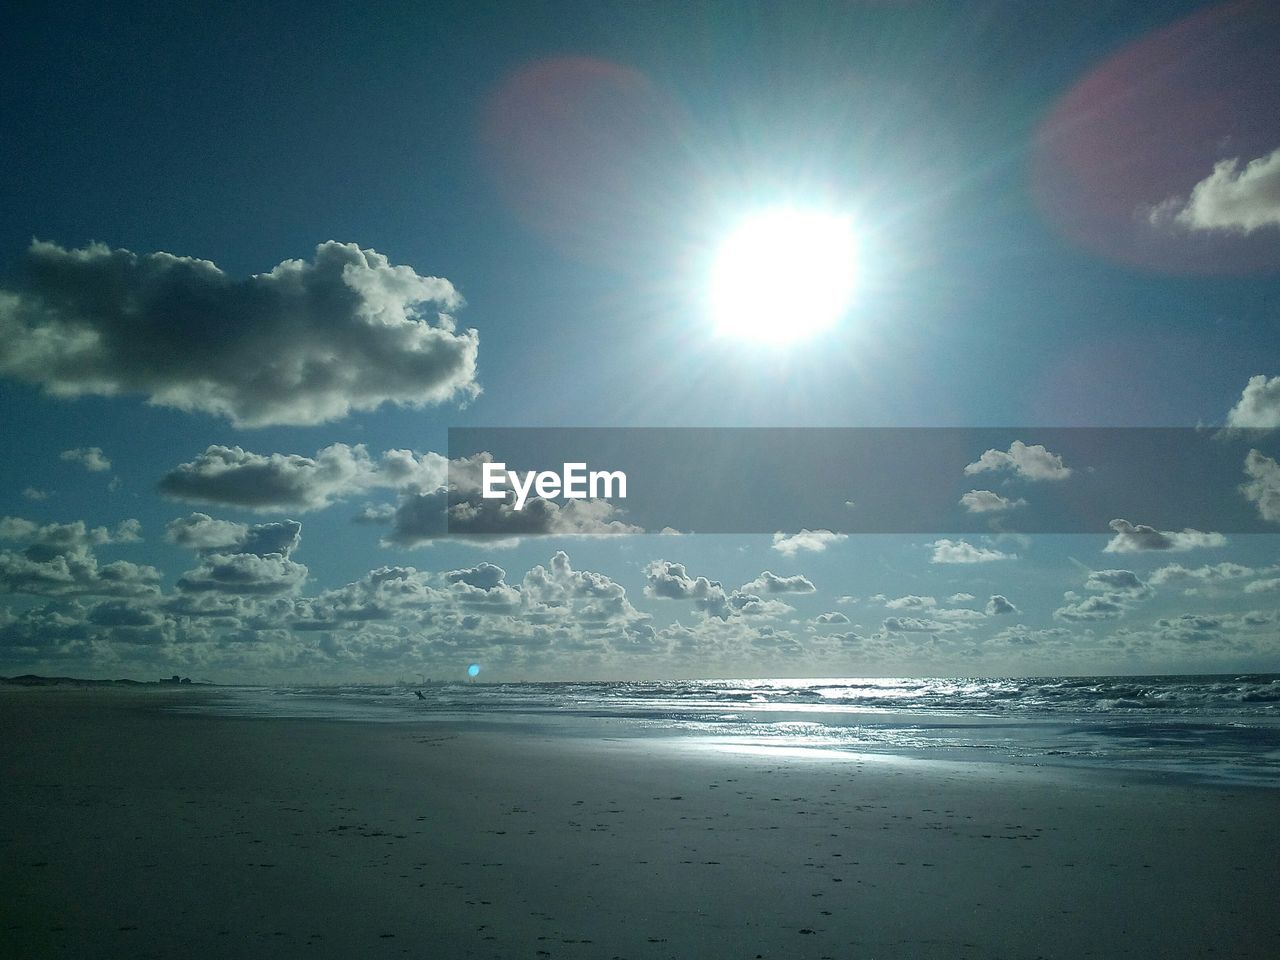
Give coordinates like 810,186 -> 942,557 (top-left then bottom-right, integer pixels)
947,592 -> 975,603
1244,578 -> 1280,594
739,571 -> 816,594
21,487 -> 50,501
1241,449 -> 1280,523
811,611 -> 850,626
929,539 -> 1015,563
959,489 -> 1027,513
0,240 -> 479,427
1152,147 -> 1280,234
771,529 -> 847,556
963,441 -> 1071,481
1104,519 -> 1227,553
883,595 -> 936,610
1226,375 -> 1280,429
60,447 -> 111,472
1149,562 -> 1255,586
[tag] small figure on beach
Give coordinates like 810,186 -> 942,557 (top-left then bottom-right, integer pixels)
414,689 -> 425,700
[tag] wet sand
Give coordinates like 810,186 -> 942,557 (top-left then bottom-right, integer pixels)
2,687 -> 1277,959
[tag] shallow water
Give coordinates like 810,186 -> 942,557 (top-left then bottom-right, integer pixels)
178,674 -> 1280,786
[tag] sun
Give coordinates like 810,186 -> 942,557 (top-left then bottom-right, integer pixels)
708,206 -> 859,342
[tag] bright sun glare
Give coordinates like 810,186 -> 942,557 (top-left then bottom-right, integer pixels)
709,207 -> 858,343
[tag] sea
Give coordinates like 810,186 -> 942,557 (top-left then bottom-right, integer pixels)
181,674 -> 1280,787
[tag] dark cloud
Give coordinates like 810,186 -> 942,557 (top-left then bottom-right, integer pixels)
0,517 -> 159,598
1084,569 -> 1152,598
1053,592 -> 1127,622
158,444 -> 431,512
165,514 -> 301,557
172,515 -> 308,597
382,454 -> 639,547
176,553 -> 308,596
985,595 -> 1017,615
0,240 -> 479,427
1152,614 -> 1227,644
445,563 -> 507,590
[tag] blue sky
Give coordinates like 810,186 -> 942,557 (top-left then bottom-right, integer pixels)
2,0 -> 1278,681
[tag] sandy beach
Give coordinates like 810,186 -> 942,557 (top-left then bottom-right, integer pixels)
2,688 -> 1277,959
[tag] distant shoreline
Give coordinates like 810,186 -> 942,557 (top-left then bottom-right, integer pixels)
0,674 -> 216,687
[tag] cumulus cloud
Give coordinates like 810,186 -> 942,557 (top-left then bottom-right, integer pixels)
1053,592 -> 1127,622
644,560 -> 720,600
963,441 -> 1071,481
1084,569 -> 1152,599
1151,147 -> 1280,234
168,512 -> 308,599
0,240 -> 479,427
0,516 -> 159,598
60,447 -> 111,472
1244,578 -> 1280,595
1226,375 -> 1280,429
520,551 -> 646,628
642,561 -> 792,621
929,539 -> 1015,563
22,487 -> 50,501
176,553 -> 308,596
445,563 -> 507,590
643,560 -> 731,618
1241,450 -> 1280,523
1104,519 -> 1227,553
739,571 -> 816,594
959,489 -> 1027,513
165,514 -> 301,557
985,595 -> 1017,615
158,444 -> 441,512
812,611 -> 850,625
771,529 -> 847,557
